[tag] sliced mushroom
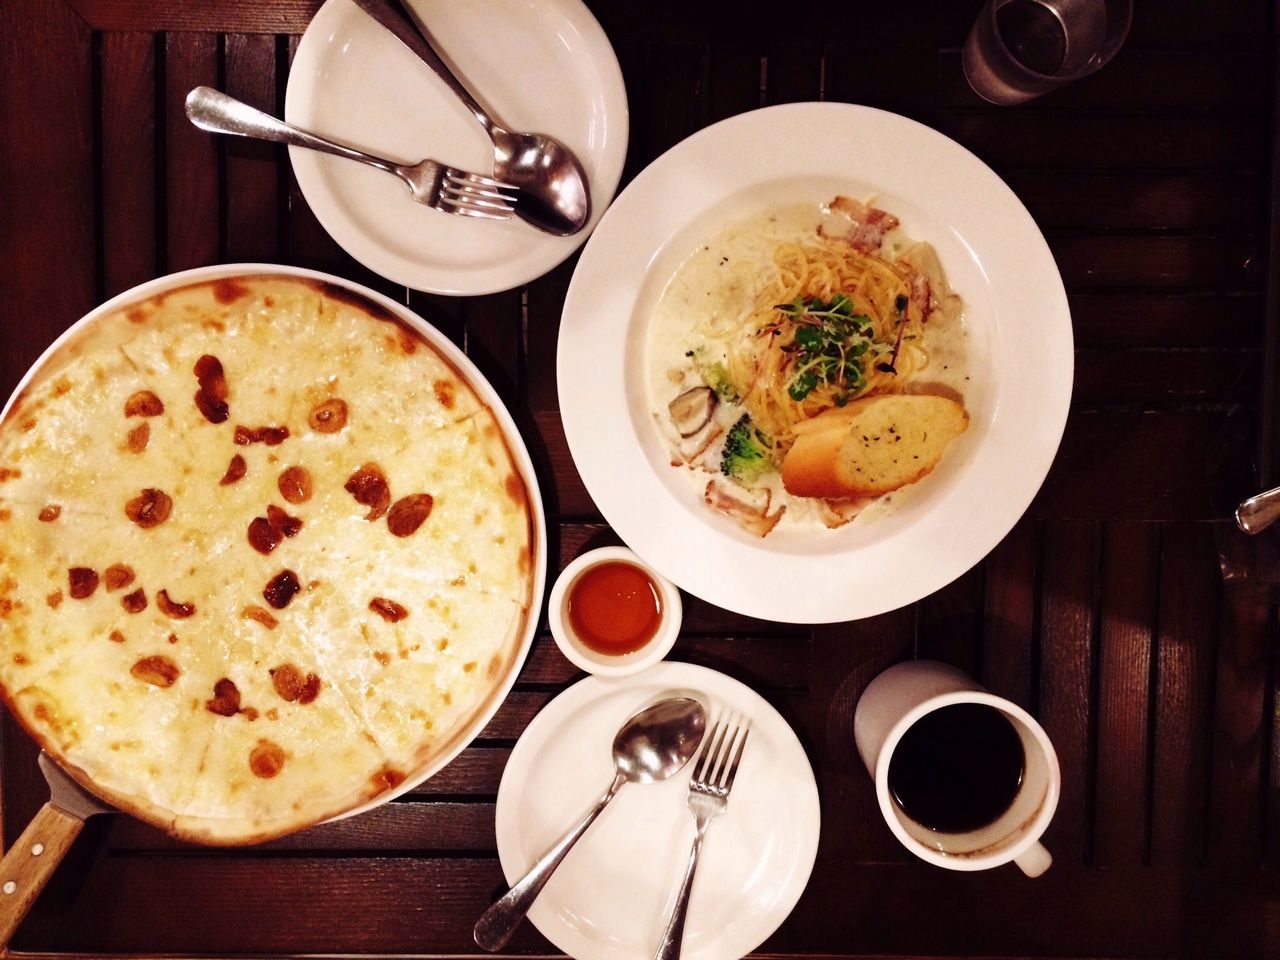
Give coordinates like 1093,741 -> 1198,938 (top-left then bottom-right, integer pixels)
668,386 -> 717,438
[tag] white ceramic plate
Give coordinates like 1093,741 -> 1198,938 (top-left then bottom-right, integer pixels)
0,263 -> 547,823
285,0 -> 628,295
557,102 -> 1072,623
494,662 -> 820,960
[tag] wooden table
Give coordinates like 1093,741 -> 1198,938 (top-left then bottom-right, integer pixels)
1,1 -> 1276,957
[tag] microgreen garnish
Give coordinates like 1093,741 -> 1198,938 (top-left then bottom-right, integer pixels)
772,295 -> 879,403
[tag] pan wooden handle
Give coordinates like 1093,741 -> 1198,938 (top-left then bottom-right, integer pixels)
0,802 -> 84,949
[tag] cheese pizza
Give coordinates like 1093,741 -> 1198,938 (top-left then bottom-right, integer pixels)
0,275 -> 536,844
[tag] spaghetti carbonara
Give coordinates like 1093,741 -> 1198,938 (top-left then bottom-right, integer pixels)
648,196 -> 968,536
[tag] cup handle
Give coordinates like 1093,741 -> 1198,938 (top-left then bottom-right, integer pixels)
1013,840 -> 1052,878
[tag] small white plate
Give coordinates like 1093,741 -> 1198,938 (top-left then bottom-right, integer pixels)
285,0 -> 628,295
494,662 -> 820,960
557,102 -> 1073,623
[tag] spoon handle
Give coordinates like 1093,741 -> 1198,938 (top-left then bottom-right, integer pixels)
352,0 -> 498,136
474,771 -> 628,951
184,87 -> 400,178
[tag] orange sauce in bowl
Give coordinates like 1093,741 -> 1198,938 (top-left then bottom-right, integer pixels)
566,561 -> 663,655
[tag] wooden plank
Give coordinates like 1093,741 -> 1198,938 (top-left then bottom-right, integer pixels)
810,611 -> 916,864
1207,537 -> 1272,868
107,800 -> 499,853
406,745 -> 509,797
704,44 -> 761,123
223,33 -> 280,261
980,518 -> 1038,710
1072,349 -> 1256,407
22,857 -> 1278,957
1149,523 -> 1219,866
779,864 -> 1279,960
1069,293 -> 1262,350
1005,171 -> 1266,233
1033,410 -> 1253,522
825,42 -> 937,122
1125,0 -> 1271,52
523,262 -> 574,414
1036,521 -> 1098,864
917,564 -> 984,679
526,410 -> 595,519
60,0 -> 1274,54
936,114 -> 1265,171
1092,522 -> 1157,868
406,290 -> 465,349
162,31 -> 219,272
1050,234 -> 1262,291
0,0 -> 95,395
463,290 -> 523,410
100,32 -> 158,297
761,43 -> 824,105
66,0 -> 321,33
517,629 -> 808,689
941,50 -> 1269,113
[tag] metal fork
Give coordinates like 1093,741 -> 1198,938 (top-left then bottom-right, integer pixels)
654,715 -> 750,960
184,86 -> 516,220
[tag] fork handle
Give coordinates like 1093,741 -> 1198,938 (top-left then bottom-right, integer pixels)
654,824 -> 708,960
184,86 -> 400,178
474,771 -> 628,952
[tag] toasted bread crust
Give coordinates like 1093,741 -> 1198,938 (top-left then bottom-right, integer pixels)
781,394 -> 968,498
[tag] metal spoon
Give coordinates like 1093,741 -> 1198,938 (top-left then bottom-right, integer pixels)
353,0 -> 592,237
474,697 -> 706,952
1236,485 -> 1280,534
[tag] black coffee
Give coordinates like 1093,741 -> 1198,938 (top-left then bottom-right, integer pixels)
887,703 -> 1025,834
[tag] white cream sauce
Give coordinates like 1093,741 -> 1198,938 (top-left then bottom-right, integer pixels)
645,200 -> 970,533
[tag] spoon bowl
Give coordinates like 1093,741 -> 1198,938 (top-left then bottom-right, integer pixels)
473,696 -> 705,950
492,129 -> 591,237
612,697 -> 706,784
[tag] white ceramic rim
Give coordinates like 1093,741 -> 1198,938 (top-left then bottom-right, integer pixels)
285,0 -> 629,295
547,545 -> 683,678
557,101 -> 1073,623
0,263 -> 548,822
494,661 -> 821,960
873,690 -> 1062,870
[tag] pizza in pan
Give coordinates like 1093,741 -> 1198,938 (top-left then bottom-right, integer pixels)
0,275 -> 535,844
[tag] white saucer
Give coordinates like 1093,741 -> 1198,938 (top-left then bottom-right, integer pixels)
494,662 -> 821,960
285,0 -> 628,295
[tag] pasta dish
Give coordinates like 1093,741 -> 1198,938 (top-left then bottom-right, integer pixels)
648,196 -> 969,536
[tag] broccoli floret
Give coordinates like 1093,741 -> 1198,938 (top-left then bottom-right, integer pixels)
702,361 -> 740,403
720,415 -> 772,483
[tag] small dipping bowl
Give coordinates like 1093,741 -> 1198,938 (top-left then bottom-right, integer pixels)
548,546 -> 683,678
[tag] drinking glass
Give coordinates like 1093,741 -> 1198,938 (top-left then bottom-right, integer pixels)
963,0 -> 1133,105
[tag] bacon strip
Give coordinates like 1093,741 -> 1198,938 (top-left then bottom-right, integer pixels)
820,196 -> 900,253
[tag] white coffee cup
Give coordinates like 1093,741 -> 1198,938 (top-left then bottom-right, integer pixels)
853,660 -> 1060,877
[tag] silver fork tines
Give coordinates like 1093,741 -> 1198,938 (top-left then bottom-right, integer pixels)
433,166 -> 519,220
654,714 -> 750,960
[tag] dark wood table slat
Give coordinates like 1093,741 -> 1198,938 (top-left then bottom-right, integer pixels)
1036,521 -> 1098,864
1149,523 -> 1220,867
161,30 -> 220,273
1092,522 -> 1158,869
